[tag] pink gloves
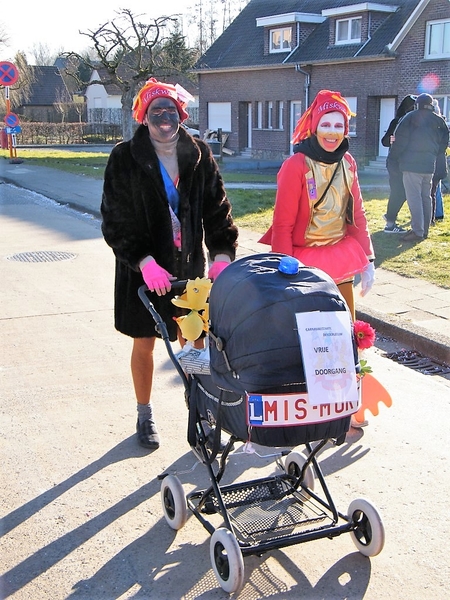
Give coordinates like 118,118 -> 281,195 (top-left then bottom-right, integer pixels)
360,262 -> 375,297
141,259 -> 174,296
208,261 -> 230,281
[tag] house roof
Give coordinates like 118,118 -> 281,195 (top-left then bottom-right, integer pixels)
26,66 -> 70,105
195,0 -> 429,71
90,66 -> 123,96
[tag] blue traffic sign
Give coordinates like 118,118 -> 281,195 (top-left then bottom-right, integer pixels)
6,125 -> 22,134
5,112 -> 20,127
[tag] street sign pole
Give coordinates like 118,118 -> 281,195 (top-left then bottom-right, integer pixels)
5,91 -> 15,159
0,61 -> 20,162
2,87 -> 17,160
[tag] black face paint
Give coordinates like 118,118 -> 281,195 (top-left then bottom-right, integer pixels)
148,99 -> 180,128
148,108 -> 179,127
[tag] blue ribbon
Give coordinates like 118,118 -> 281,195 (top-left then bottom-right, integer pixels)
159,160 -> 180,216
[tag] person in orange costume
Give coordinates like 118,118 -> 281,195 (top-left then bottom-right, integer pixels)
260,90 -> 375,319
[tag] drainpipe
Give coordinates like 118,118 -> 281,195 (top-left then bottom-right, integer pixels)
283,22 -> 301,63
295,65 -> 311,108
285,22 -> 311,108
354,12 -> 372,57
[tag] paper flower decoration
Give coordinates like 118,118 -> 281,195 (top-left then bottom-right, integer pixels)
351,319 -> 392,424
172,278 -> 212,341
354,319 -> 376,350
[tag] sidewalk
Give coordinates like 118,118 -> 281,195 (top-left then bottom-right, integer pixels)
1,157 -> 449,366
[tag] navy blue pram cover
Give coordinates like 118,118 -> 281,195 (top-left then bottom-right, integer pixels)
195,253 -> 358,446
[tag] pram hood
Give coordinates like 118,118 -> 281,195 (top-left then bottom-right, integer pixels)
208,253 -> 358,394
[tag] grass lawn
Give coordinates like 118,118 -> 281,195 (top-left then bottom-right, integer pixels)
228,187 -> 450,288
3,148 -> 449,288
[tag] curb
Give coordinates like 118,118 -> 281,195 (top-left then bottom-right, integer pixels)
356,305 -> 450,366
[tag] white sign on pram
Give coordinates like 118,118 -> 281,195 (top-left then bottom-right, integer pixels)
295,310 -> 359,406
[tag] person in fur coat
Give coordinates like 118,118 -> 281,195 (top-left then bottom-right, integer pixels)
259,90 -> 375,320
101,78 -> 238,449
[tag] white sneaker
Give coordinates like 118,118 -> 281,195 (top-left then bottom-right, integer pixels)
384,224 -> 406,233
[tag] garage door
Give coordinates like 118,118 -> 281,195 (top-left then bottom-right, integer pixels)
208,102 -> 231,132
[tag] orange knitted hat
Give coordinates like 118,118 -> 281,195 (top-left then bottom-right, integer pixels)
292,90 -> 353,144
132,78 -> 189,123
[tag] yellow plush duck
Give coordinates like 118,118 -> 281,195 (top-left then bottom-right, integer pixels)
171,277 -> 212,341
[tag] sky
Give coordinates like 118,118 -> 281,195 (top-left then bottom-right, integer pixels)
1,1 -> 192,63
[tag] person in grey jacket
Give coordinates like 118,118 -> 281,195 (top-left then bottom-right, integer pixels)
381,94 -> 416,233
389,93 -> 449,241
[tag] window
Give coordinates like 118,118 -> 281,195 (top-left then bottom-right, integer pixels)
267,101 -> 273,129
278,101 -> 284,130
270,27 -> 291,53
336,17 -> 361,44
257,102 -> 263,129
344,96 -> 357,136
425,19 -> 450,59
434,96 -> 450,123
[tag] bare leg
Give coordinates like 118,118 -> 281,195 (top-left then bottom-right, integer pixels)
132,337 -> 160,449
131,337 -> 156,404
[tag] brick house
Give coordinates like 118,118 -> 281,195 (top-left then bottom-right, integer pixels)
194,0 -> 450,165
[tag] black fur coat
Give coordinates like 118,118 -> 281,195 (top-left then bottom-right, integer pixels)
101,125 -> 238,340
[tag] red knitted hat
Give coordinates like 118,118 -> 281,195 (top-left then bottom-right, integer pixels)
132,78 -> 189,123
292,90 -> 353,144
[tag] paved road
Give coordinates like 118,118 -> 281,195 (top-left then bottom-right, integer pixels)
1,181 -> 450,599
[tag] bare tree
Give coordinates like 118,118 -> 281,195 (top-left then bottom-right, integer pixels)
71,96 -> 86,123
63,9 -> 196,141
189,0 -> 250,55
30,42 -> 64,66
0,22 -> 9,48
53,86 -> 74,123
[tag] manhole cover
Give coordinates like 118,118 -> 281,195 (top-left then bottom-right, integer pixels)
6,251 -> 77,263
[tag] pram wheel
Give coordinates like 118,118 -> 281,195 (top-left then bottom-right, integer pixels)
348,498 -> 385,557
210,527 -> 244,594
284,451 -> 315,493
160,475 -> 188,530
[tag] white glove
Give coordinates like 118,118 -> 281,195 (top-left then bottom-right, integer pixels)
360,261 -> 375,297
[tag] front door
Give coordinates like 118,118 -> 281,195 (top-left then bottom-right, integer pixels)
379,98 -> 396,157
247,102 -> 252,149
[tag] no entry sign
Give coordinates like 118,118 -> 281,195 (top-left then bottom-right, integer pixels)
0,62 -> 19,86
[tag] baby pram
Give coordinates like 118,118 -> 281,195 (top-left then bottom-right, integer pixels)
138,253 -> 385,594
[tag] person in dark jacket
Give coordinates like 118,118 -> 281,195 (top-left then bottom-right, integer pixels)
381,94 -> 416,233
430,100 -> 448,223
389,93 -> 449,241
432,151 -> 448,222
101,78 -> 238,449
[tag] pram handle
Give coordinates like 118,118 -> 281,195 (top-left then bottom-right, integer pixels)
137,281 -> 188,331
138,283 -> 191,390
170,279 -> 189,291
